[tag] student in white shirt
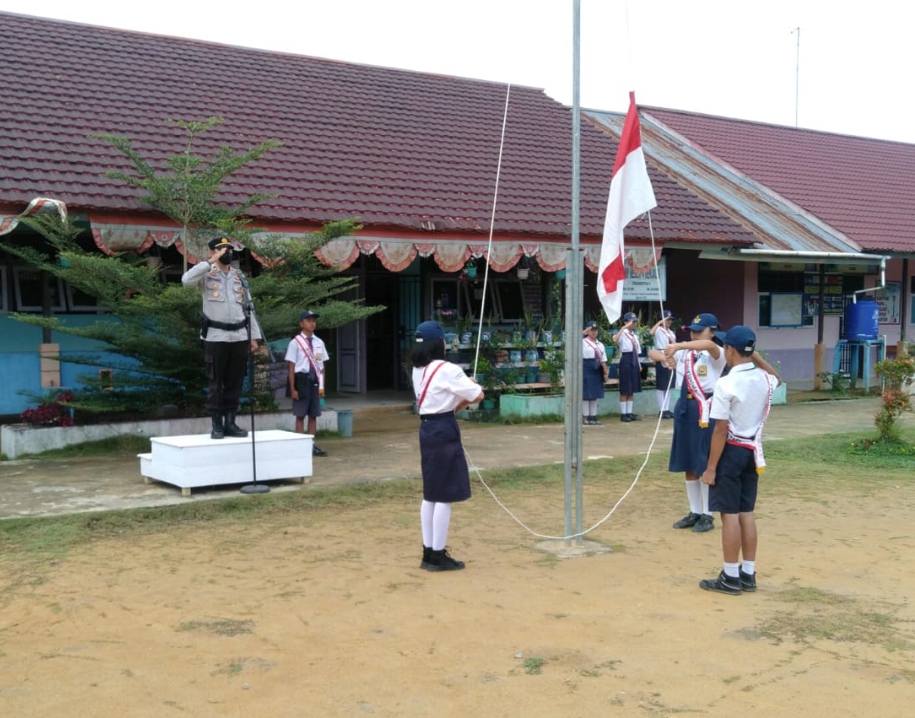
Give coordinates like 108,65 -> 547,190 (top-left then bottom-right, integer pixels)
650,310 -> 677,419
582,320 -> 609,425
285,310 -> 329,457
612,312 -> 643,422
411,321 -> 483,572
699,326 -> 781,595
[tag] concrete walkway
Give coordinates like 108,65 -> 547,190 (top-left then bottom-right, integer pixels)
0,397 -> 885,520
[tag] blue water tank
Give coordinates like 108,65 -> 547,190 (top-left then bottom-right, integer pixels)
844,300 -> 879,340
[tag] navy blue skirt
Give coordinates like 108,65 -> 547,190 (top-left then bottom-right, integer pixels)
668,386 -> 716,475
618,352 -> 642,395
582,358 -> 605,400
419,413 -> 471,503
655,362 -> 674,393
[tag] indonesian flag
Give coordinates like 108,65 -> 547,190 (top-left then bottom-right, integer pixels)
597,92 -> 657,323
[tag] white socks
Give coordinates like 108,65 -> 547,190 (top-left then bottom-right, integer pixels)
421,500 -> 453,551
685,479 -> 702,514
700,480 -> 711,515
657,390 -> 671,412
742,560 -> 756,576
582,400 -> 597,417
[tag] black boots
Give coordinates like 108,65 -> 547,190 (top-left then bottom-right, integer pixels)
420,546 -> 432,570
223,412 -> 248,438
210,414 -> 224,440
424,547 -> 465,572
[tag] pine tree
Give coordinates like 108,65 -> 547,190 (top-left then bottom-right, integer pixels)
1,119 -> 382,418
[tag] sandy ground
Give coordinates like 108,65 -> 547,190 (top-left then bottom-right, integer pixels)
2,453 -> 914,718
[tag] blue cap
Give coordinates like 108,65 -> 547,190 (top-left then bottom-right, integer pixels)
687,313 -> 719,331
415,321 -> 445,342
300,310 -> 319,320
721,325 -> 756,352
623,312 -> 639,322
584,320 -> 599,330
661,309 -> 674,319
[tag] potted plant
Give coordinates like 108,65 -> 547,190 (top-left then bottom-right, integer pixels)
464,260 -> 477,279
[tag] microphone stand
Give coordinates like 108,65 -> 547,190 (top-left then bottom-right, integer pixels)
240,296 -> 269,495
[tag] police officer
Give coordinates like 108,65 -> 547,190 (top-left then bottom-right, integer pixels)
182,236 -> 263,440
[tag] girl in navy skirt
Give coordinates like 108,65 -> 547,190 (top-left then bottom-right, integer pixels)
649,312 -> 725,533
582,320 -> 609,425
650,310 -> 676,419
411,321 -> 484,572
612,312 -> 642,422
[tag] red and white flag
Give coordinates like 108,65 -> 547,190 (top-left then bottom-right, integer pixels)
597,92 -> 657,323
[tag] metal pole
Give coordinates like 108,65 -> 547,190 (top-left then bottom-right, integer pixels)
563,0 -> 584,546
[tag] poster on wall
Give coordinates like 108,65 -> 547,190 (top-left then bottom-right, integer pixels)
876,282 -> 900,324
803,273 -> 844,316
624,256 -> 666,301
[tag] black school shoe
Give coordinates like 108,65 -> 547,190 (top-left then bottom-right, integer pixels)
620,414 -> 632,422
692,514 -> 715,533
672,512 -> 701,529
312,445 -> 328,457
661,411 -> 675,419
699,570 -> 742,595
739,569 -> 757,592
425,547 -> 465,572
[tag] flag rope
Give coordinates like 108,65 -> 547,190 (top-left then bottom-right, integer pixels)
465,92 -> 673,541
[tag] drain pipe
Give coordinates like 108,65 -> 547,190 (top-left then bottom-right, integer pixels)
851,256 -> 887,303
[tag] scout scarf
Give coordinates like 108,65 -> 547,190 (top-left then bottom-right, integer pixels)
684,351 -> 712,428
583,337 -> 603,367
726,369 -> 775,474
416,360 -> 446,410
294,333 -> 323,388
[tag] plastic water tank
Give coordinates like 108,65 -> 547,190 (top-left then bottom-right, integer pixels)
844,300 -> 879,340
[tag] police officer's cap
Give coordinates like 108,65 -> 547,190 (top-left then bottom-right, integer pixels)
208,236 -> 234,251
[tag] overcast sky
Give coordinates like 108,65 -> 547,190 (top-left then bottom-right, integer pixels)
2,0 -> 912,143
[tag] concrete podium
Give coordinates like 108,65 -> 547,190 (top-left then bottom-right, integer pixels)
139,430 -> 313,495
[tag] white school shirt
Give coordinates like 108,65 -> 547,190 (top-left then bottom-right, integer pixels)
653,325 -> 676,352
672,346 -> 726,393
285,333 -> 328,376
616,328 -> 641,355
709,363 -> 778,439
412,361 -> 480,414
582,337 -> 607,362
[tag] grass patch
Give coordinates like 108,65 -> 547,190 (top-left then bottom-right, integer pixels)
176,618 -> 254,637
15,435 -> 152,459
757,586 -> 912,650
523,657 -> 545,674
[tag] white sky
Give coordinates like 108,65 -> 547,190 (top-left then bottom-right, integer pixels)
2,0 -> 913,143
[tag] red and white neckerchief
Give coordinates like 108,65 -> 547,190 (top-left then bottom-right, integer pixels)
684,351 -> 712,428
658,325 -> 676,344
726,370 -> 775,474
294,333 -> 323,387
416,360 -> 447,410
583,337 -> 603,361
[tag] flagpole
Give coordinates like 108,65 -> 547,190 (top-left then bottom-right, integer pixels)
564,0 -> 584,546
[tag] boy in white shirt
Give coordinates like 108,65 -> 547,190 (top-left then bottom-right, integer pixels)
699,326 -> 781,595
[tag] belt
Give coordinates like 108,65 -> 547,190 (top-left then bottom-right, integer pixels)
420,411 -> 454,421
687,392 -> 713,399
206,317 -> 248,331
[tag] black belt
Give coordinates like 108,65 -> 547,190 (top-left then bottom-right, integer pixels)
420,411 -> 454,421
206,317 -> 248,331
687,392 -> 713,399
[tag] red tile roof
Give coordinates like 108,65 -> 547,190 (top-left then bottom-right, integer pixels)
644,107 -> 915,253
0,12 -> 754,246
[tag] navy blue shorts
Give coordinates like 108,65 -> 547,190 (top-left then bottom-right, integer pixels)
291,372 -> 321,419
708,444 -> 759,514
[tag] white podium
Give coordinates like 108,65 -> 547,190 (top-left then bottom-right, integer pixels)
139,430 -> 313,495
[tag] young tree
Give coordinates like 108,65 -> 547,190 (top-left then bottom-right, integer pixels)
2,119 -> 382,418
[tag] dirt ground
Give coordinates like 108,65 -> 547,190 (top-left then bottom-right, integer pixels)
2,451 -> 914,718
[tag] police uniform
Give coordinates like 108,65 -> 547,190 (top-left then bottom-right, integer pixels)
182,237 -> 263,437
707,361 -> 778,514
668,346 -> 727,474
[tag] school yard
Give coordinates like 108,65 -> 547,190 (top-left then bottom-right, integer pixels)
1,397 -> 913,717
